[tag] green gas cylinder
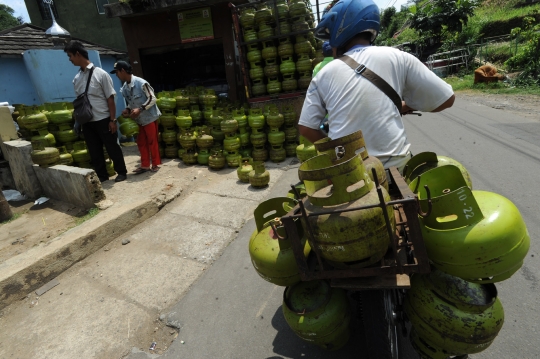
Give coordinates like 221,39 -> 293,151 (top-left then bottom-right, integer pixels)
174,89 -> 190,109
284,125 -> 298,142
164,144 -> 179,159
221,114 -> 239,135
247,108 -> 265,129
299,154 -> 394,268
285,141 -> 298,157
197,149 -> 210,165
162,128 -> 177,145
296,136 -> 317,163
403,152 -> 473,189
314,130 -> 388,191
275,0 -> 289,19
119,118 -> 139,137
282,105 -> 297,126
22,106 -> 48,130
225,151 -> 241,168
252,146 -> 268,162
190,105 -> 202,125
239,7 -> 255,28
182,150 -> 198,165
56,146 -> 73,166
237,159 -> 253,183
266,106 -> 284,128
404,270 -> 504,358
178,130 -> 196,150
208,150 -> 226,170
30,140 -> 59,167
249,161 -> 270,187
47,102 -> 72,125
196,130 -> 214,149
105,160 -> 116,177
31,129 -> 56,147
159,110 -> 176,128
411,165 -> 530,283
282,280 -> 351,350
176,109 -> 192,130
288,0 -> 308,17
249,197 -> 309,286
157,92 -> 176,110
72,141 -> 91,163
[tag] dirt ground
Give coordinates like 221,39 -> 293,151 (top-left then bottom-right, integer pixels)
0,199 -> 86,264
456,91 -> 540,121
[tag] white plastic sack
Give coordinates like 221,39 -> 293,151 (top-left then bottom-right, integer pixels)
34,197 -> 49,205
2,190 -> 27,201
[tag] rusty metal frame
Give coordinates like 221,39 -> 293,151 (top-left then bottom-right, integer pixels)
281,167 -> 431,288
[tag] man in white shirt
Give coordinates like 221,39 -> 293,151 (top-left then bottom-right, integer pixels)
298,0 -> 455,170
64,41 -> 127,183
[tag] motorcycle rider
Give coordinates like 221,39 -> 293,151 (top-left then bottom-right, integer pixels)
298,0 -> 455,170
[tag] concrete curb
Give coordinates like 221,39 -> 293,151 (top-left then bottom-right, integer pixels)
0,187 -> 183,310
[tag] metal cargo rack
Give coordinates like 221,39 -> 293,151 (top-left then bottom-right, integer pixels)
281,167 -> 432,290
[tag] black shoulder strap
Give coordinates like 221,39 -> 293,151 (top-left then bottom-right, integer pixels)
84,67 -> 95,95
339,55 -> 402,113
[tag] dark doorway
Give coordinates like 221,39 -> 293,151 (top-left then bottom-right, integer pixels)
140,41 -> 228,95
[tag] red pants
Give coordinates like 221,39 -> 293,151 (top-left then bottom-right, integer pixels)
137,121 -> 161,167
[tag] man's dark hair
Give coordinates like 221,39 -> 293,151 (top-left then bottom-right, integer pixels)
63,40 -> 89,60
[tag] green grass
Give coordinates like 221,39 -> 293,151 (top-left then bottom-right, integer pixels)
444,73 -> 540,95
0,212 -> 22,225
474,2 -> 539,22
74,207 -> 100,226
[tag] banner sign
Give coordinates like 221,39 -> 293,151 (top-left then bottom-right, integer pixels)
178,8 -> 214,43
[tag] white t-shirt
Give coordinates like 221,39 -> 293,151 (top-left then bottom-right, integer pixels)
298,45 -> 454,167
73,63 -> 116,122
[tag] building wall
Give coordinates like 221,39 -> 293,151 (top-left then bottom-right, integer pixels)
1,51 -> 124,117
24,0 -> 127,51
119,3 -> 240,101
0,57 -> 41,106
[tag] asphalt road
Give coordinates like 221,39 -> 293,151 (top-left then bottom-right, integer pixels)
157,98 -> 540,359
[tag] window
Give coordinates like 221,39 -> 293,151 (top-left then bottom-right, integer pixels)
37,1 -> 59,20
96,0 -> 109,14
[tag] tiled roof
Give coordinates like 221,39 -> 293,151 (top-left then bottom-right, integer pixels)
0,24 -> 125,56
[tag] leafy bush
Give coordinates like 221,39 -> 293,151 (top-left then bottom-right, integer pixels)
504,14 -> 540,85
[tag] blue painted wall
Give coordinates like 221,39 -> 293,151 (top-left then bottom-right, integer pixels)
0,49 -> 124,117
100,56 -> 127,116
23,49 -> 101,103
0,57 -> 41,106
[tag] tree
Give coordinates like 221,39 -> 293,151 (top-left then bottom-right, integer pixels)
409,0 -> 479,42
0,4 -> 24,31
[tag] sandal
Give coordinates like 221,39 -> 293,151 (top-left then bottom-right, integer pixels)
133,167 -> 150,174
151,166 -> 160,172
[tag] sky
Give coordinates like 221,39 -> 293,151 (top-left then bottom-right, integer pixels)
2,0 -> 30,22
1,0 -> 411,25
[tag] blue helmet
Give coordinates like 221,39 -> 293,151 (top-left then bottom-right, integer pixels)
315,0 -> 380,49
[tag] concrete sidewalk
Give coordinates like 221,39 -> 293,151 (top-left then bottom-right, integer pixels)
0,145 -> 301,359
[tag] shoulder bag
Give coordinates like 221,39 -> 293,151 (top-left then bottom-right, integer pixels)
72,66 -> 95,125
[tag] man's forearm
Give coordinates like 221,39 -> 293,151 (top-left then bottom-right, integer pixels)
431,94 -> 455,112
299,125 -> 326,144
107,96 -> 116,120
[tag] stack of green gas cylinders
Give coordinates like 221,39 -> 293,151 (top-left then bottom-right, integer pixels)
155,93 -> 300,169
238,0 -> 321,97
15,103 -> 80,168
401,151 -> 529,359
248,134 -> 530,358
